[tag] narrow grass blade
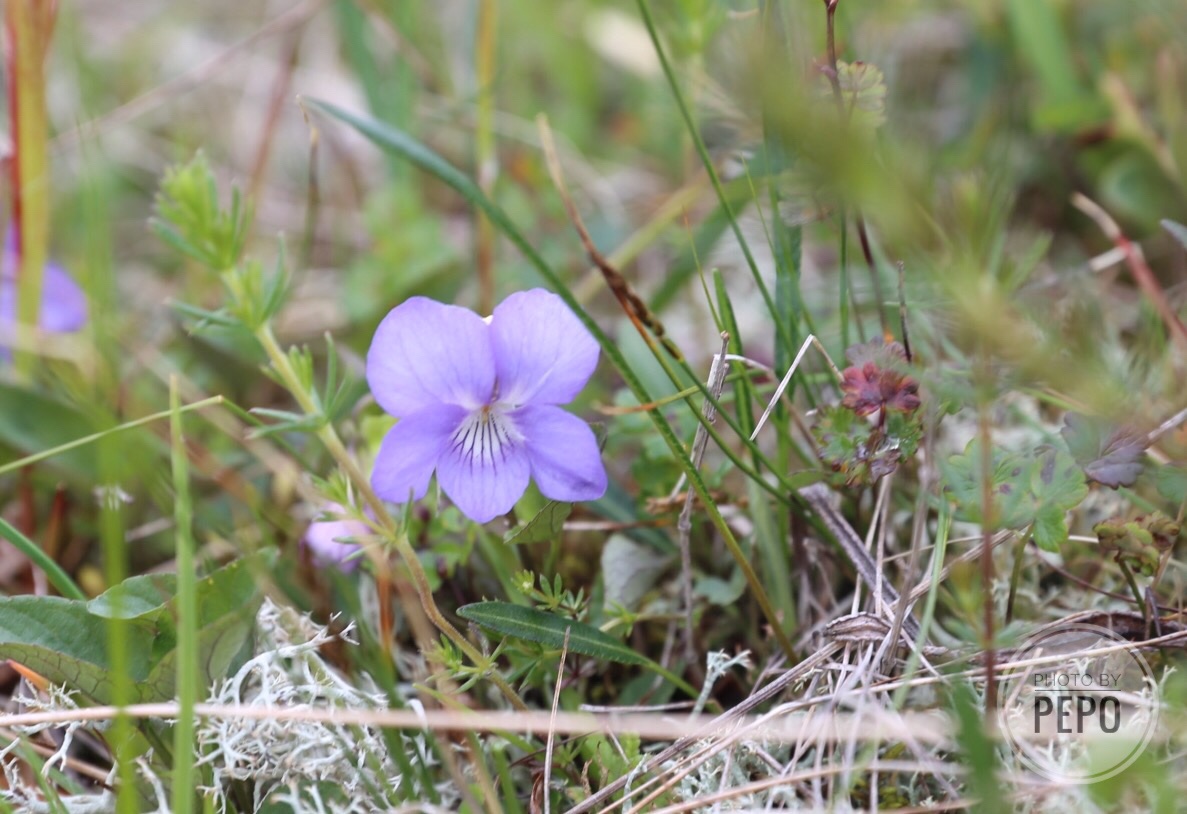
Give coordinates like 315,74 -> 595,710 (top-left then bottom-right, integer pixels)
169,376 -> 198,814
0,518 -> 85,601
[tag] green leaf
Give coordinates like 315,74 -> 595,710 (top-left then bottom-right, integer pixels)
945,443 -> 1086,549
87,573 -> 178,620
1032,505 -> 1069,553
0,553 -> 274,705
142,552 -> 274,700
694,568 -> 746,607
813,405 -> 921,486
833,61 -> 888,133
503,501 -> 572,545
1028,447 -> 1088,514
0,596 -> 155,704
457,602 -> 649,666
943,440 -> 1036,529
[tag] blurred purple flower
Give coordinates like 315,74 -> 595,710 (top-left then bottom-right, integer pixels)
0,229 -> 88,354
366,289 -> 607,524
303,503 -> 368,572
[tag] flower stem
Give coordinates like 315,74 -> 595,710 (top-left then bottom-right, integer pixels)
253,323 -> 527,710
1118,560 -> 1149,635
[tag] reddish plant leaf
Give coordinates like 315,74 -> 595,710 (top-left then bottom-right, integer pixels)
840,362 -> 921,417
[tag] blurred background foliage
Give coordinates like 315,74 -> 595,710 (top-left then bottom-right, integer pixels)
1,0 -> 1185,658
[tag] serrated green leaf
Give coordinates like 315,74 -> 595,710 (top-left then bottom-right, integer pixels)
457,602 -> 649,666
943,440 -> 1035,529
946,443 -> 1086,548
504,501 -> 572,545
834,61 -> 887,132
1029,447 -> 1088,511
813,405 -> 921,486
1032,505 -> 1069,553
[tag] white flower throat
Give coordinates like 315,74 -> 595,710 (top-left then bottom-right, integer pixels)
451,403 -> 522,467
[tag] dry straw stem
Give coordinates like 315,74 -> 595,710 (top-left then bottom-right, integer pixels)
675,332 -> 731,664
543,628 -> 570,814
748,334 -> 843,443
1071,192 -> 1187,352
0,703 -> 956,749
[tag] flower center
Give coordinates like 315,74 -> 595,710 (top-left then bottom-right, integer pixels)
451,404 -> 522,469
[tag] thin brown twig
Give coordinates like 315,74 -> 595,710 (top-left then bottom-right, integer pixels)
822,0 -> 891,339
1072,192 -> 1187,352
536,114 -> 683,361
247,29 -> 303,208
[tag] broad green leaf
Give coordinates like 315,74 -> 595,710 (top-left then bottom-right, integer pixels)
457,602 -> 649,666
504,501 -> 572,545
143,602 -> 261,702
87,573 -> 178,620
694,569 -> 746,607
0,596 -> 155,704
0,553 -> 274,705
945,443 -> 1086,550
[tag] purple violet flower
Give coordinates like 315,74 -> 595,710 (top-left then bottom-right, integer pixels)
0,229 -> 88,353
366,288 -> 608,524
303,503 -> 368,572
